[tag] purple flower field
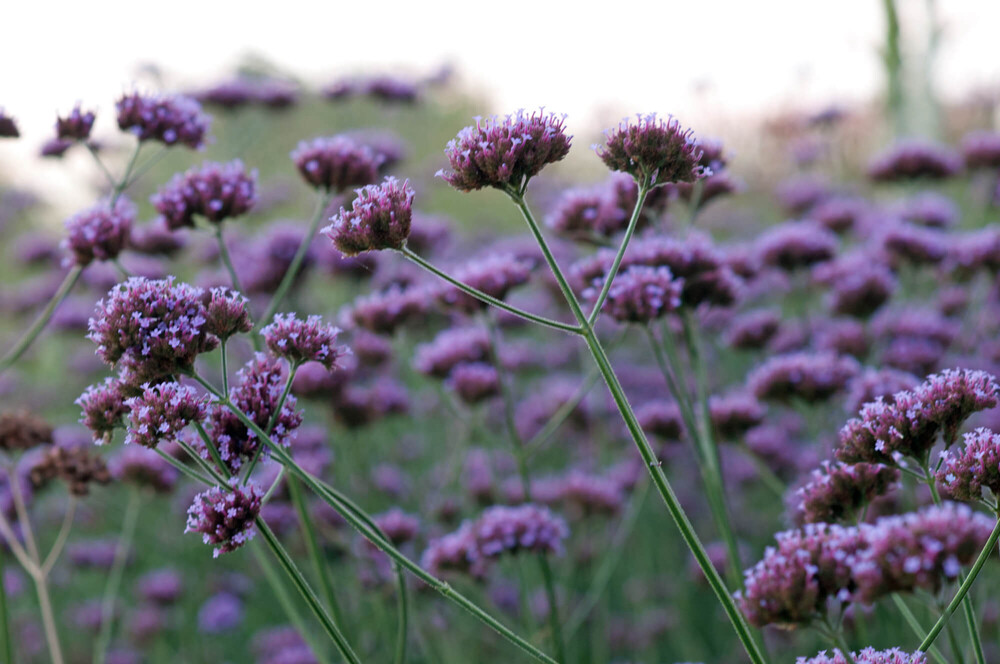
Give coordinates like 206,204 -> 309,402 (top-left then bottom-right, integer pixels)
2,9 -> 1000,663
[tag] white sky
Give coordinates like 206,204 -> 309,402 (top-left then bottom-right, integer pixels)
1,0 -> 998,212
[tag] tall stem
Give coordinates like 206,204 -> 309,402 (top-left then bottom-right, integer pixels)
288,476 -> 346,632
0,265 -> 84,376
93,489 -> 142,664
892,594 -> 949,664
215,226 -> 245,295
505,192 -> 770,664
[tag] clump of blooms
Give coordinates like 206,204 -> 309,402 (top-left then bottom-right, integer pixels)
414,327 -> 491,378
0,411 -> 52,451
756,222 -> 838,271
185,482 -> 263,557
844,368 -> 919,415
152,160 -> 257,230
709,392 -> 767,439
813,252 -> 897,319
725,309 -> 782,350
588,265 -> 683,324
792,461 -> 899,524
123,382 -> 208,449
596,114 -> 707,188
322,177 -> 414,255
290,135 -> 382,191
86,277 -> 217,387
447,362 -> 500,404
546,186 -> 627,240
897,192 -> 958,228
63,197 -> 136,266
29,445 -> 112,496
262,313 -> 345,370
736,523 -> 865,628
342,285 -> 429,335
108,445 -> 179,493
747,352 -> 859,403
796,649 -> 927,664
0,110 -> 19,138
76,378 -> 129,443
936,428 -> 1000,502
960,130 -> 1000,170
207,354 -> 302,472
436,253 -> 533,313
881,223 -> 948,267
115,92 -> 210,149
852,503 -> 994,603
867,139 -> 963,182
56,105 -> 96,141
204,288 -> 253,340
438,109 -> 572,192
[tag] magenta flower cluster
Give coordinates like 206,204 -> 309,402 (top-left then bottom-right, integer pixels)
204,288 -> 253,340
867,139 -> 963,182
115,92 -> 211,149
589,265 -> 683,324
75,377 -> 129,443
261,313 -> 346,370
56,105 -> 96,141
152,160 -> 257,230
185,482 -> 263,557
436,253 -> 533,313
748,352 -> 859,403
290,135 -> 382,192
63,197 -> 136,266
596,114 -> 707,188
792,461 -> 899,524
936,427 -> 1000,503
123,382 -> 208,449
322,177 -> 414,255
796,649 -> 926,664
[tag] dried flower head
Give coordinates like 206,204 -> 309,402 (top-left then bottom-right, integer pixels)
322,177 -> 413,256
438,109 -> 572,192
0,411 -> 53,452
290,135 -> 382,191
123,382 -> 208,449
596,114 -> 707,188
56,105 -> 96,141
115,92 -> 210,149
152,160 -> 257,230
185,482 -> 262,557
63,198 -> 136,266
262,313 -> 346,370
30,446 -> 112,496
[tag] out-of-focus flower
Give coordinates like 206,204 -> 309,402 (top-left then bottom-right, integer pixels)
0,110 -> 19,138
108,445 -> 178,493
63,198 -> 136,267
796,649 -> 927,664
587,265 -> 683,324
0,411 -> 52,452
56,105 -> 96,141
867,140 -> 962,182
115,92 -> 210,149
290,135 -> 382,191
748,352 -> 859,403
961,130 -> 1000,170
152,160 -> 257,230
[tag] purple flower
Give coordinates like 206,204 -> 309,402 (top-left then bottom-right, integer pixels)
546,186 -> 628,240
41,138 -> 73,158
152,160 -> 257,229
435,253 -> 533,313
262,313 -> 346,370
709,392 -> 766,439
115,92 -> 210,149
867,139 -> 963,182
207,354 -> 302,472
185,481 -> 262,557
204,287 -> 253,340
0,110 -> 19,138
108,445 -> 179,493
961,130 -> 1000,170
635,400 -> 684,440
322,177 -> 413,255
136,569 -> 183,605
587,265 -> 683,323
756,222 -> 838,271
844,368 -> 919,414
792,461 -> 899,524
438,109 -> 572,192
86,277 -> 217,387
123,381 -> 208,448
596,114 -> 707,188
896,192 -> 959,228
813,252 -> 896,318
808,196 -> 871,233
414,327 -> 491,378
373,508 -> 420,545
76,378 -> 129,443
747,352 -> 859,403
56,105 -> 96,141
775,175 -> 832,215
447,362 -> 500,404
63,198 -> 136,266
937,427 -> 1000,502
290,135 -> 382,191
880,223 -> 948,266
796,648 -> 927,664
197,592 -> 244,633
341,285 -> 429,335
725,309 -> 782,350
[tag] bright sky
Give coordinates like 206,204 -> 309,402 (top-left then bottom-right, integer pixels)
1,0 -> 997,211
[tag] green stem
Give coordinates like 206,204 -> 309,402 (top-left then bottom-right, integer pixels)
256,518 -> 361,664
505,192 -> 770,664
215,226 -> 245,295
288,477 -> 347,633
944,617 -> 967,664
154,448 -> 215,485
962,591 -> 986,664
0,549 -> 12,664
399,246 -> 581,335
256,191 -> 334,335
221,339 -> 230,395
892,594 -> 949,664
393,560 -> 409,664
585,178 -> 649,325
111,142 -> 143,206
93,489 -> 142,664
0,265 -> 84,376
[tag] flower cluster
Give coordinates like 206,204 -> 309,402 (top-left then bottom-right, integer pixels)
152,160 -> 257,229
322,177 -> 414,255
0,110 -> 19,138
185,482 -> 263,557
596,114 -> 707,187
0,411 -> 52,451
936,427 -> 1000,502
792,461 -> 899,524
435,253 -> 533,313
29,445 -> 111,496
108,445 -> 179,493
76,378 -> 129,442
796,649 -> 926,664
204,288 -> 253,340
115,92 -> 210,149
867,140 -> 963,182
747,352 -> 859,403
588,265 -> 684,324
413,327 -> 491,378
261,313 -> 346,370
56,105 -> 96,141
446,362 -> 500,404
438,109 -> 572,192
63,197 -> 136,266
756,222 -> 838,271
123,382 -> 208,449
290,135 -> 382,191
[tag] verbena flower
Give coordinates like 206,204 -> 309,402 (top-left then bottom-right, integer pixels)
261,313 -> 346,370
635,400 -> 684,440
709,392 -> 767,439
756,222 -> 838,271
880,223 -> 948,267
290,135 -> 382,191
867,140 -> 963,182
63,197 -> 136,266
896,192 -> 958,228
87,277 -> 217,387
108,445 -> 179,493
937,427 -> 1000,502
0,110 -> 19,138
748,352 -> 859,403
56,105 -> 96,141
844,368 -> 919,414
0,411 -> 53,452
596,113 -> 707,188
322,177 -> 413,255
152,160 -> 257,230
198,593 -> 244,633
808,196 -> 870,233
342,285 -> 429,335
438,109 -> 572,192
546,186 -> 628,240
813,253 -> 896,319
185,482 -> 262,557
725,309 -> 782,350
960,130 -> 1000,170
115,92 -> 210,149
446,362 -> 500,404
413,327 -> 491,378
796,648 -> 927,664
136,569 -> 183,605
76,378 -> 130,443
123,382 -> 208,449
29,445 -> 111,496
792,461 -> 899,524
435,253 -> 533,313
587,265 -> 683,324
204,287 -> 253,340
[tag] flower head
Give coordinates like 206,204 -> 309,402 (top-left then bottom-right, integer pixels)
185,482 -> 262,557
796,648 -> 927,664
123,382 -> 208,449
322,177 -> 413,255
0,411 -> 53,452
867,140 -> 962,182
438,109 -> 572,192
748,352 -> 859,403
262,313 -> 346,370
152,160 -> 257,229
29,445 -> 111,496
0,110 -> 19,138
115,92 -> 210,149
792,461 -> 899,524
937,427 -> 1000,502
414,327 -> 491,378
435,253 -> 533,313
290,135 -> 382,191
961,130 -> 1000,170
204,288 -> 252,340
63,197 -> 136,266
108,445 -> 179,493
56,105 -> 96,141
76,378 -> 130,443
447,362 -> 500,404
596,114 -> 707,188
587,265 -> 683,323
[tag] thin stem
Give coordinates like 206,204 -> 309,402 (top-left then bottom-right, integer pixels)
85,144 -> 117,191
193,421 -> 229,482
944,618 -> 967,664
0,265 -> 84,376
288,477 -> 347,633
393,562 -> 409,664
505,192 -> 770,664
154,448 -> 215,485
920,517 -> 1000,651
256,518 -> 362,664
586,177 -> 649,325
221,339 -> 230,395
42,498 -> 76,574
110,142 -> 143,206
256,190 -> 335,335
537,556 -> 566,663
962,591 -> 986,664
399,246 -> 582,335
34,572 -> 64,664
9,469 -> 39,562
93,489 -> 142,664
263,467 -> 286,504
892,594 -> 949,664
215,226 -> 245,294
525,365 -> 600,456
121,146 -> 168,189
0,497 -> 37,573
243,365 -> 299,482
0,549 -> 11,664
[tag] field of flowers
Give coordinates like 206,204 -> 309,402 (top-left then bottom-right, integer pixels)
1,58 -> 1000,664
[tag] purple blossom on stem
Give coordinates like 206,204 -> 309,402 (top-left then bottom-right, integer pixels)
413,327 -> 491,378
792,461 -> 900,524
108,445 -> 179,493
937,427 -> 1000,502
262,313 -> 346,370
63,197 -> 136,267
0,110 -> 19,138
961,130 -> 1000,170
56,105 -> 96,141
123,382 -> 208,449
322,177 -> 413,255
867,140 -> 963,182
747,352 -> 859,403
204,287 -> 253,340
185,481 -> 262,557
76,378 -> 129,443
435,253 -> 533,313
596,113 -> 707,188
115,92 -> 210,149
796,649 -> 927,664
447,362 -> 500,404
438,109 -> 572,192
586,265 -> 683,323
152,160 -> 257,230
756,222 -> 838,271
290,135 -> 382,191
341,285 -> 429,335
